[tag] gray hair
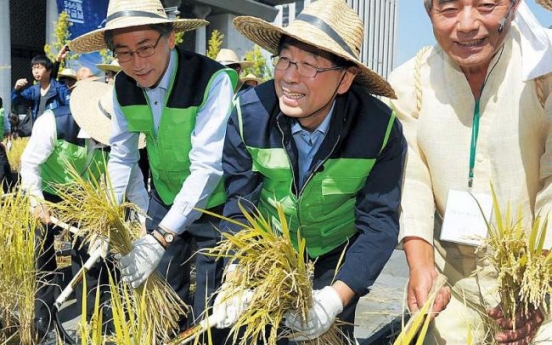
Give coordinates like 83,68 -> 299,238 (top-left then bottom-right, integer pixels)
103,23 -> 175,52
424,0 -> 515,11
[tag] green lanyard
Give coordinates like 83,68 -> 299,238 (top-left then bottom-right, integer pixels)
468,98 -> 481,188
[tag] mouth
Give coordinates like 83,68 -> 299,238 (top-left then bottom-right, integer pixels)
455,38 -> 486,47
282,89 -> 305,100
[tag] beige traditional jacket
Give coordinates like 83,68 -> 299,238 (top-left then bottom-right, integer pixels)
387,25 -> 552,286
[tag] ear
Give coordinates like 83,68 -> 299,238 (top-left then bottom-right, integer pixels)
336,67 -> 358,95
167,31 -> 176,49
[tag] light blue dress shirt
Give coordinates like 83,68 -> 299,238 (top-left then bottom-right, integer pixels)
291,103 -> 335,189
107,49 -> 234,234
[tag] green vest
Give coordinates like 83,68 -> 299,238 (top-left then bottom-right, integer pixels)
42,142 -> 106,195
236,99 -> 396,258
116,48 -> 238,206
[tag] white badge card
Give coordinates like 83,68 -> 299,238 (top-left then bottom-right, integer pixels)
440,189 -> 493,246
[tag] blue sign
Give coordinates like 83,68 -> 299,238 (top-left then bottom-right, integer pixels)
56,0 -> 109,74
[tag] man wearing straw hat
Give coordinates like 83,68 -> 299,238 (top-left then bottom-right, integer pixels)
20,80 -> 137,340
215,0 -> 407,342
68,0 -> 238,337
386,0 -> 552,343
216,48 -> 254,93
96,59 -> 122,85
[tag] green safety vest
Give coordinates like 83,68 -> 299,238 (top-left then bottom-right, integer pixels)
116,48 -> 238,206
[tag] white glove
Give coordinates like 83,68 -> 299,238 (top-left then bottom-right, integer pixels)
284,286 -> 344,340
117,234 -> 165,288
87,234 -> 109,259
212,283 -> 254,329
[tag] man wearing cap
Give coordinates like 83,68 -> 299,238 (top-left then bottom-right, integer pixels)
58,68 -> 78,89
386,0 -> 552,344
20,81 -> 145,340
213,0 -> 407,342
68,0 -> 238,336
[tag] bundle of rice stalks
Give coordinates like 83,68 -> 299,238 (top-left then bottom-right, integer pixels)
0,187 -> 39,345
481,186 -> 552,329
5,137 -> 29,173
50,164 -> 187,341
207,202 -> 346,345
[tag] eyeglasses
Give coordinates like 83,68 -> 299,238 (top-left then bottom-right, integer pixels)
114,34 -> 164,63
271,56 -> 344,78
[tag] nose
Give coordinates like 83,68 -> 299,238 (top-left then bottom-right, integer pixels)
129,53 -> 146,70
281,61 -> 300,83
456,7 -> 481,34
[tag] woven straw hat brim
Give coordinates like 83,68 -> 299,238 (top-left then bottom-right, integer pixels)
69,18 -> 208,53
97,63 -> 122,73
536,0 -> 552,10
241,74 -> 264,84
70,81 -> 114,145
233,16 -> 396,99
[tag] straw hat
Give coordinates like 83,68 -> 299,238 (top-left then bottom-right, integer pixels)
536,0 -> 552,10
58,68 -> 77,81
233,0 -> 396,98
70,81 -> 113,145
96,59 -> 122,73
241,73 -> 264,85
68,0 -> 208,53
215,49 -> 254,68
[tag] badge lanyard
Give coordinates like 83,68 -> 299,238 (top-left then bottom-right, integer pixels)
468,98 -> 481,189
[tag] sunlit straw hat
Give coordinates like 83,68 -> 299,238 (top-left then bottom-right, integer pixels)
96,59 -> 122,73
233,0 -> 396,98
70,81 -> 113,146
536,0 -> 552,10
241,73 -> 264,85
58,68 -> 77,81
69,0 -> 208,53
215,49 -> 254,68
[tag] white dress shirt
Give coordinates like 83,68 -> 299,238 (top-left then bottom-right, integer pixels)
108,49 -> 235,234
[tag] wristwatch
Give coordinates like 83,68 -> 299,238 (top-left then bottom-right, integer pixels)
154,227 -> 175,247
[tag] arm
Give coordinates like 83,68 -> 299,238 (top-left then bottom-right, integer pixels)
20,111 -> 56,208
220,106 -> 264,233
334,118 -> 407,303
159,72 -> 234,235
107,93 -> 142,207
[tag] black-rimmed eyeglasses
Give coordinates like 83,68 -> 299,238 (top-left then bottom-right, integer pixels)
271,55 -> 344,78
114,34 -> 164,63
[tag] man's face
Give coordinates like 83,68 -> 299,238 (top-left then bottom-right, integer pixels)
112,26 -> 175,88
428,0 -> 517,72
105,71 -> 116,85
32,64 -> 50,82
274,40 -> 355,131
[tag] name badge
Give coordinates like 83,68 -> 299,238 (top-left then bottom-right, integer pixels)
440,189 -> 493,246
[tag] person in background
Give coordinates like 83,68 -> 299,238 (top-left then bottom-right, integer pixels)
68,0 -> 238,340
216,48 -> 253,93
0,97 -> 12,192
96,59 -> 122,85
11,55 -> 70,124
76,66 -> 96,81
386,0 -> 552,343
214,0 -> 406,343
57,68 -> 78,90
21,81 -> 145,340
236,72 -> 263,97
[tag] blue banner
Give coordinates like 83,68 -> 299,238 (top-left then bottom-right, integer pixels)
56,0 -> 109,74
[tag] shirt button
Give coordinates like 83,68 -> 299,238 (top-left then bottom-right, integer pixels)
476,154 -> 484,163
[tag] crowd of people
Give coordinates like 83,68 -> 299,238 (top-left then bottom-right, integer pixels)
5,0 -> 552,344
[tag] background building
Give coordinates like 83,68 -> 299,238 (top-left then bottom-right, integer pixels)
1,0 -> 398,118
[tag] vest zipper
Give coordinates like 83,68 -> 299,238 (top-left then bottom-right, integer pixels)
298,135 -> 340,197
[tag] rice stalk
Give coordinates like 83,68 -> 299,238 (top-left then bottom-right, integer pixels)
0,187 -> 40,345
5,137 -> 29,173
392,274 -> 447,345
206,202 -> 345,345
479,185 -> 552,331
49,162 -> 188,342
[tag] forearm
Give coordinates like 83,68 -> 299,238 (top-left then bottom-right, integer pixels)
404,236 -> 435,270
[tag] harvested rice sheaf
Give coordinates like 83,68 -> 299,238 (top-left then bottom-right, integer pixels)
208,202 -> 348,345
481,185 -> 552,330
50,163 -> 188,342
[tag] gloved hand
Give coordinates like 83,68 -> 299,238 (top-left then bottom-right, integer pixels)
212,269 -> 254,329
116,234 -> 165,288
284,286 -> 344,340
87,234 -> 109,259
